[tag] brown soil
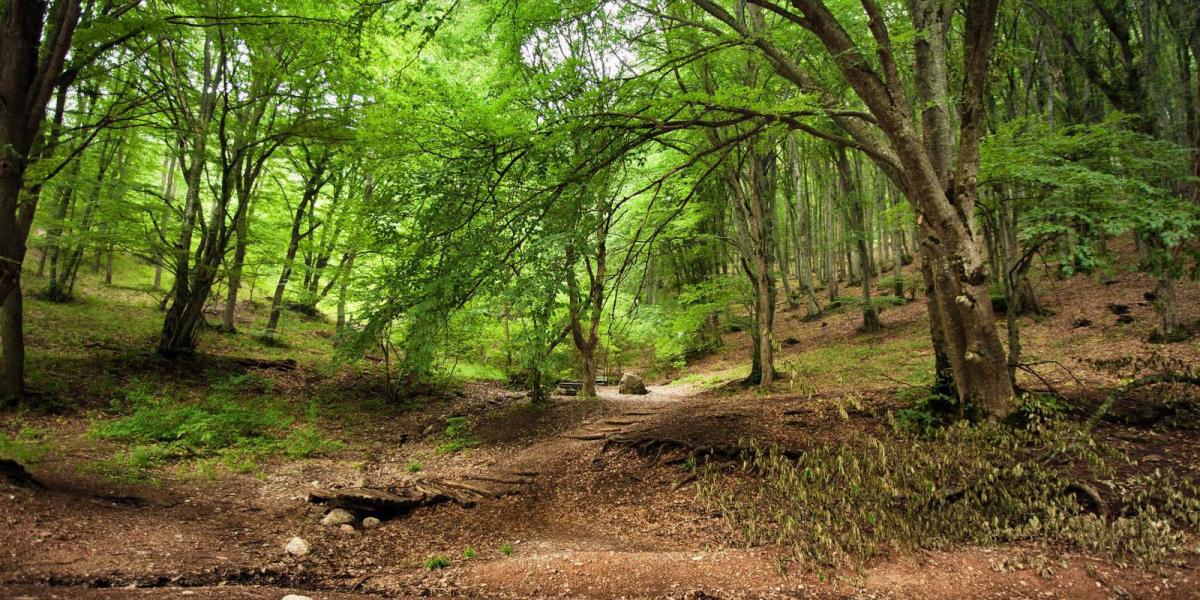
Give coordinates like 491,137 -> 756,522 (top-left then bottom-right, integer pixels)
3,252 -> 1200,599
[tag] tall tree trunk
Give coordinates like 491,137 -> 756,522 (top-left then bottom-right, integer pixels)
335,250 -> 356,338
153,154 -> 177,291
221,210 -> 250,333
838,148 -> 881,332
0,281 -> 24,404
266,156 -> 327,334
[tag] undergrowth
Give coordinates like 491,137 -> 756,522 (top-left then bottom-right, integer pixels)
436,415 -> 480,454
697,410 -> 1200,575
89,375 -> 341,480
0,427 -> 54,464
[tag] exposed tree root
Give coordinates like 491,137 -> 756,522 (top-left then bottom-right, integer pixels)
308,471 -> 536,517
0,458 -> 44,489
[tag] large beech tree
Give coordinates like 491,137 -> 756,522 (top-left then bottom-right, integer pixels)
683,0 -> 1015,418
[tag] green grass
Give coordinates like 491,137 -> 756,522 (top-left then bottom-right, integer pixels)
782,332 -> 932,389
462,546 -> 477,559
673,364 -> 748,388
446,362 -> 508,382
435,415 -> 480,454
423,555 -> 451,569
0,426 -> 54,463
88,375 -> 341,480
499,543 -> 514,556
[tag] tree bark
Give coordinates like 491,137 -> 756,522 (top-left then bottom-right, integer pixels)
0,281 -> 24,404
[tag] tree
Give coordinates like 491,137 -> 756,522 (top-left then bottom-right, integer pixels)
678,0 -> 1015,418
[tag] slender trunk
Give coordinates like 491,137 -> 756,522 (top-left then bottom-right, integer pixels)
153,154 -> 177,291
0,280 -> 24,403
335,252 -> 355,336
823,179 -> 838,301
221,201 -> 251,332
1152,276 -> 1182,342
778,227 -> 797,309
267,166 -> 324,333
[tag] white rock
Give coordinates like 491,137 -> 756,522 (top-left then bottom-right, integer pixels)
282,595 -> 313,600
284,537 -> 309,556
362,516 -> 382,529
338,523 -> 356,534
320,508 -> 355,526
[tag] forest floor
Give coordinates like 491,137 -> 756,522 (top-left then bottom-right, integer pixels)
3,249 -> 1200,599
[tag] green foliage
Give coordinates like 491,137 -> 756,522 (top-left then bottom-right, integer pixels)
0,427 -> 54,464
90,376 -> 341,479
435,416 -> 480,454
698,414 -> 1200,574
981,115 -> 1200,279
894,389 -> 958,433
407,461 -> 423,473
499,543 -> 514,556
646,278 -> 737,370
423,555 -> 451,570
462,546 -> 477,559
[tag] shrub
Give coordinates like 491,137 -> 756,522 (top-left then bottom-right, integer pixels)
698,413 -> 1200,574
436,416 -> 480,454
424,555 -> 451,569
90,377 -> 340,478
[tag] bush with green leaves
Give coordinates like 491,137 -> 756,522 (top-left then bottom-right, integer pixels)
424,555 -> 451,569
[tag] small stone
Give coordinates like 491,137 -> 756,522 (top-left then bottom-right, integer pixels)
338,523 -> 356,534
282,595 -> 313,600
284,537 -> 309,556
363,516 -> 382,529
320,508 -> 355,526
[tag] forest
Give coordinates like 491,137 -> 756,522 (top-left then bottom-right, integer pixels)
1,0 -> 1199,598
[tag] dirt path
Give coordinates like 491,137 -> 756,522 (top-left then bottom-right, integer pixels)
3,381 -> 1195,599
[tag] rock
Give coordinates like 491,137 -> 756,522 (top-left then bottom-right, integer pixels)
363,516 -> 382,529
339,523 -> 356,534
285,537 -> 309,556
1071,318 -> 1093,329
320,508 -> 355,526
282,595 -> 313,600
618,373 -> 648,395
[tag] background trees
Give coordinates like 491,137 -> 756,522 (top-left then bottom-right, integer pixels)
2,0 -> 1197,422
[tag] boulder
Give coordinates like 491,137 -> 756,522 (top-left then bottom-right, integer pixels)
363,516 -> 382,529
320,508 -> 355,526
618,373 -> 648,395
284,537 -> 309,556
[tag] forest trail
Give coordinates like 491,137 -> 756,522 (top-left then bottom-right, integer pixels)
6,376 -> 1187,600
